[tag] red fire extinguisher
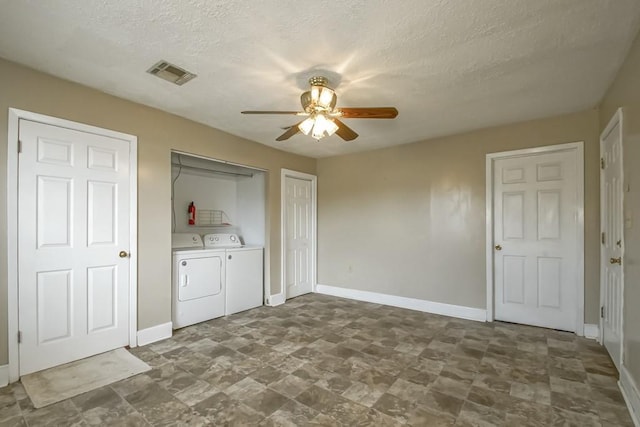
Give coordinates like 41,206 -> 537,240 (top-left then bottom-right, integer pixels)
188,201 -> 196,225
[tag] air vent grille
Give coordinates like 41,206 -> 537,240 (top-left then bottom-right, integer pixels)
146,60 -> 196,86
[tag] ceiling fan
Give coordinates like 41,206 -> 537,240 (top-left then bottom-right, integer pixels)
241,76 -> 398,142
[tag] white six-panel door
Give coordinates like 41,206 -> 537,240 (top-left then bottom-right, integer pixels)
18,119 -> 131,375
601,115 -> 624,370
493,149 -> 579,332
284,175 -> 313,299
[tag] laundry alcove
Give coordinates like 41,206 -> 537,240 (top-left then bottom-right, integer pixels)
170,151 -> 268,327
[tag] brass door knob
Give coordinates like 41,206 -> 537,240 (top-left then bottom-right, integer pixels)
495,245 -> 502,251
610,257 -> 622,265
119,251 -> 129,258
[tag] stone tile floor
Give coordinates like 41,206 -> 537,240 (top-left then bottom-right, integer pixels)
0,294 -> 634,426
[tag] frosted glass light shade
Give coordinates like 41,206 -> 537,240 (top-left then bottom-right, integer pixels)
298,117 -> 315,135
298,112 -> 339,140
325,118 -> 339,136
318,87 -> 335,107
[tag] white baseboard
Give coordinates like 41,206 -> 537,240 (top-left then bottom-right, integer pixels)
620,365 -> 640,426
583,324 -> 599,340
137,322 -> 172,347
315,284 -> 487,322
0,365 -> 8,387
266,292 -> 285,307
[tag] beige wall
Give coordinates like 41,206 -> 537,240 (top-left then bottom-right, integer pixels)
0,58 -> 316,365
0,49 -> 629,373
318,110 -> 600,322
600,30 -> 640,389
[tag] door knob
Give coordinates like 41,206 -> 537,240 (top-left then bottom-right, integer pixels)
119,251 -> 129,258
495,245 -> 502,251
610,257 -> 622,265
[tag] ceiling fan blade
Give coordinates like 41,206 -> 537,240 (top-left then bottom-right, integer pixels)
241,111 -> 305,115
338,107 -> 398,119
334,119 -> 359,141
276,123 -> 302,141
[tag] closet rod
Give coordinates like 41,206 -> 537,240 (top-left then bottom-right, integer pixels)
171,162 -> 253,178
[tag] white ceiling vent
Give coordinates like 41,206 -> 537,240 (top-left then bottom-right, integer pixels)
146,60 -> 196,86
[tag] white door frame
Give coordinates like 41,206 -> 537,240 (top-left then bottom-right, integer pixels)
279,168 -> 317,303
485,141 -> 585,335
6,108 -> 138,382
598,108 -> 624,362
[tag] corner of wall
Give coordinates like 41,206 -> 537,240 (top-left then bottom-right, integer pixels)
620,364 -> 640,426
0,365 -> 8,387
583,324 -> 600,340
266,293 -> 285,306
136,322 -> 172,347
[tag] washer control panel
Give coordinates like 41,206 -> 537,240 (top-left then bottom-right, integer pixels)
204,233 -> 243,248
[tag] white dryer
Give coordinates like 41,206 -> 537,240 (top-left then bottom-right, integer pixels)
172,233 -> 226,329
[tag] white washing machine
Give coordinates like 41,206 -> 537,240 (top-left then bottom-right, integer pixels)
172,233 -> 226,329
204,234 -> 264,315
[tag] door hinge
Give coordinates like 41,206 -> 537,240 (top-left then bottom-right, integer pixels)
17,140 -> 22,154
601,157 -> 605,170
600,306 -> 605,319
17,331 -> 22,343
602,232 -> 606,245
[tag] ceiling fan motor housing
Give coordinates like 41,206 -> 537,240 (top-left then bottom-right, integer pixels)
301,76 -> 337,112
300,90 -> 337,112
308,76 -> 329,86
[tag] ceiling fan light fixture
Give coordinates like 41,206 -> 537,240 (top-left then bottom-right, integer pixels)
298,116 -> 315,135
310,86 -> 320,104
299,113 -> 337,140
327,121 -> 339,136
308,85 -> 336,110
318,87 -> 336,108
311,123 -> 325,140
319,114 -> 339,136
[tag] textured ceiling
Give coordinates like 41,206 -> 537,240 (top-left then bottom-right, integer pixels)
0,1 -> 639,158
